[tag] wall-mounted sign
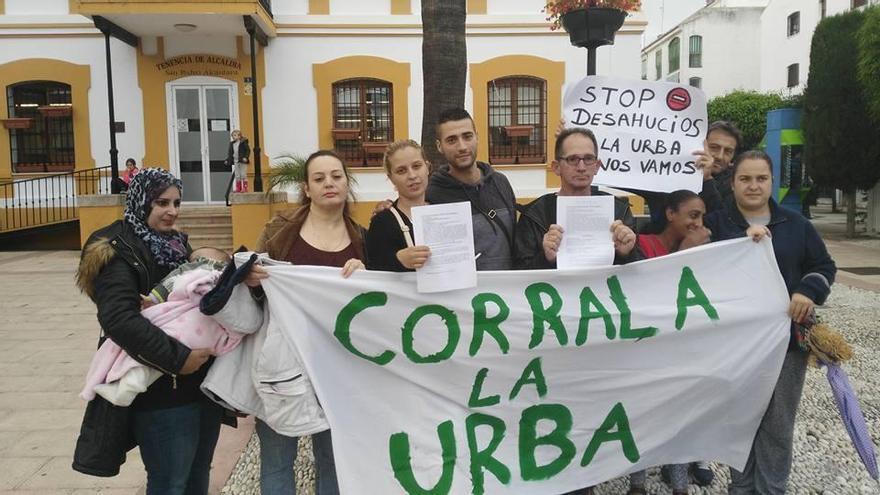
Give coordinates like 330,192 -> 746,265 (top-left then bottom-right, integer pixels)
156,55 -> 243,79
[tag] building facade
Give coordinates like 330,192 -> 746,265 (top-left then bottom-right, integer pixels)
0,0 -> 648,205
642,0 -> 880,98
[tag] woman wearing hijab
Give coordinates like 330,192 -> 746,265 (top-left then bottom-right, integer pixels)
75,168 -> 222,494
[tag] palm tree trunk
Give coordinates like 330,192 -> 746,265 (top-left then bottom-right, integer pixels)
421,0 -> 467,166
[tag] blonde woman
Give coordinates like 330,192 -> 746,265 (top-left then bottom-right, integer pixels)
365,140 -> 432,272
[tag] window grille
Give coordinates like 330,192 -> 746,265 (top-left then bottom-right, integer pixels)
487,77 -> 546,165
689,35 -> 703,68
787,64 -> 800,88
655,51 -> 662,80
668,37 -> 681,73
788,12 -> 800,37
332,79 -> 393,167
7,81 -> 74,173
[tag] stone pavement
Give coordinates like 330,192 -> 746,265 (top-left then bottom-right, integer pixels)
0,208 -> 877,494
0,250 -> 252,495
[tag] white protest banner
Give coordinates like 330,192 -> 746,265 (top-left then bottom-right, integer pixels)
260,238 -> 790,494
563,75 -> 708,194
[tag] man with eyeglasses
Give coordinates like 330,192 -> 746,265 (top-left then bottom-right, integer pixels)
514,127 -> 638,270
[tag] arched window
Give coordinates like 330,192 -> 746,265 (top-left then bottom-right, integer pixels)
487,76 -> 546,164
6,81 -> 74,173
331,78 -> 393,167
668,37 -> 681,73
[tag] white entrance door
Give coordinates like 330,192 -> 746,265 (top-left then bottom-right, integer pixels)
168,80 -> 237,203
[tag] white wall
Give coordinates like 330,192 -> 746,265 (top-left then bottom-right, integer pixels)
759,0 -> 868,95
642,5 -> 764,98
271,0 -> 310,16
4,0 -> 70,15
487,0 -> 545,15
640,0 -> 707,46
329,0 -> 391,15
0,37 -> 146,169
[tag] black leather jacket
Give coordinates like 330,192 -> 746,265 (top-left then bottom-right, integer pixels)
77,220 -> 205,410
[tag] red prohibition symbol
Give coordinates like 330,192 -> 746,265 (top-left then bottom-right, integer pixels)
666,87 -> 692,111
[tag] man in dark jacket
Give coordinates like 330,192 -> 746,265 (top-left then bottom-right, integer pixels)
703,150 -> 836,495
515,128 -> 638,270
426,108 -> 518,270
637,120 -> 741,231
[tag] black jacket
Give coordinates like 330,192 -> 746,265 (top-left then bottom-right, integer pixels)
365,203 -> 413,272
77,220 -> 202,405
704,199 -> 836,348
514,188 -> 640,269
226,138 -> 250,166
426,162 -> 517,270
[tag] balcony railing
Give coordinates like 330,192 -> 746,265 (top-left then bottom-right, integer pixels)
0,167 -> 112,233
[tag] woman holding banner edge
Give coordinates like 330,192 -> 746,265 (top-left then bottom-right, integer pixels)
703,150 -> 836,494
243,150 -> 366,495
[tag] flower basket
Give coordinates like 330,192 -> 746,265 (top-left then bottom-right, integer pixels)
362,142 -> 390,156
504,125 -> 534,138
332,128 -> 361,140
38,105 -> 73,118
2,118 -> 34,130
561,7 -> 627,48
45,163 -> 75,173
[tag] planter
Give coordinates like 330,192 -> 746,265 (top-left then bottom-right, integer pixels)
504,125 -> 534,138
45,163 -> 75,173
362,142 -> 390,155
14,163 -> 45,173
331,128 -> 361,140
38,105 -> 72,117
2,118 -> 34,130
561,8 -> 627,48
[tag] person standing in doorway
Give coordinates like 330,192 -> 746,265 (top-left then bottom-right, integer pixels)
226,130 -> 251,193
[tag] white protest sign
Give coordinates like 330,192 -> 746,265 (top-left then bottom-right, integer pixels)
563,76 -> 708,193
260,238 -> 790,494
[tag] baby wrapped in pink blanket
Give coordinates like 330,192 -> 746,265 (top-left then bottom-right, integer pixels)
81,253 -> 243,406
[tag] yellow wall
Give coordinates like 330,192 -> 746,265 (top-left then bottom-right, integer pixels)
308,0 -> 328,14
0,59 -> 94,183
78,204 -> 124,247
390,0 -> 410,15
467,0 -> 487,14
137,37 -> 268,183
312,56 -> 411,152
469,55 -> 565,188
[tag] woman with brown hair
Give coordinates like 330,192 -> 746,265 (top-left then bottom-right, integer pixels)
244,149 -> 364,495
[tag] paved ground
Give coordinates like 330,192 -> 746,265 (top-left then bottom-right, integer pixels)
0,250 -> 252,494
0,207 -> 877,494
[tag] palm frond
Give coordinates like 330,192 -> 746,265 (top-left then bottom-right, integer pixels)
268,153 -> 307,191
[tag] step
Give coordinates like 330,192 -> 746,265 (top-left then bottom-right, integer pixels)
175,213 -> 233,225
176,223 -> 233,236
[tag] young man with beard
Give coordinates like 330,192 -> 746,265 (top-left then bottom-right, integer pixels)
426,108 -> 518,270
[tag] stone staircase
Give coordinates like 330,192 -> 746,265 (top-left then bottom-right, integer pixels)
176,206 -> 233,254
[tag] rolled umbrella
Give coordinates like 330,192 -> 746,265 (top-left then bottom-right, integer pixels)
822,360 -> 879,480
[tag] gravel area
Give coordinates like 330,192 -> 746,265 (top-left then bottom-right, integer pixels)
223,284 -> 880,494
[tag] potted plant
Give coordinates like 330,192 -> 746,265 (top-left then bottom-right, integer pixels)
544,0 -> 641,48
